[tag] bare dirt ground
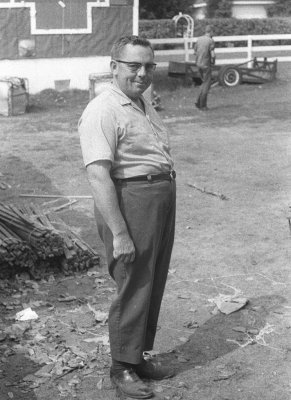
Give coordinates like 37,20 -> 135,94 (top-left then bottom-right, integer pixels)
0,64 -> 291,400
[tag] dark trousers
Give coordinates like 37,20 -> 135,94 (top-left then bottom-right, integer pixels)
94,179 -> 176,364
196,66 -> 212,108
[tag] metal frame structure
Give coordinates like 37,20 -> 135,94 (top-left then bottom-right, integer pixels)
172,13 -> 194,45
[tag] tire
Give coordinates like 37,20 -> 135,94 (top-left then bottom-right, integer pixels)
218,65 -> 242,87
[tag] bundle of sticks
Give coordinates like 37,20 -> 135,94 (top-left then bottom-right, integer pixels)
0,222 -> 35,277
23,204 -> 100,273
0,203 -> 63,260
0,203 -> 99,278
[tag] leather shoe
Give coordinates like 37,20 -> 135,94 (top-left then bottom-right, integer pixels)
110,368 -> 153,399
135,359 -> 175,380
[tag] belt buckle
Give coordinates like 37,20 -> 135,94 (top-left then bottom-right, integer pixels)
169,170 -> 176,180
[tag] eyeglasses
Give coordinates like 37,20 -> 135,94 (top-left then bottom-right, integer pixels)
114,60 -> 157,73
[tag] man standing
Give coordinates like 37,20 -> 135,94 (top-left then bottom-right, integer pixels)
79,36 -> 176,399
194,25 -> 215,111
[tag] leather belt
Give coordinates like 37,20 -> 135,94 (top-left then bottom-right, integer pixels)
113,170 -> 176,183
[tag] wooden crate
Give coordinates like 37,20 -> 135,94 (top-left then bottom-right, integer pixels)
0,78 -> 29,117
89,73 -> 112,101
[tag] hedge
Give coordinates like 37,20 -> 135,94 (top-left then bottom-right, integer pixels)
139,17 -> 291,38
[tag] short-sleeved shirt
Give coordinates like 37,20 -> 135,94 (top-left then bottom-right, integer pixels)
78,84 -> 174,179
194,35 -> 215,68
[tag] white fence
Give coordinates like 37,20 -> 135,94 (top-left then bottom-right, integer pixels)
150,34 -> 291,67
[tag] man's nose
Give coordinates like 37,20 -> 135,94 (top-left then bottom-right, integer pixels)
137,65 -> 147,76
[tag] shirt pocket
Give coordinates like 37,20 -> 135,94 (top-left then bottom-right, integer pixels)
119,119 -> 153,152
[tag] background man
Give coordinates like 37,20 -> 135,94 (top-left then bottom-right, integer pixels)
194,25 -> 215,111
79,36 -> 176,399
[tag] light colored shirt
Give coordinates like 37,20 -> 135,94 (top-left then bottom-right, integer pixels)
78,84 -> 174,179
194,35 -> 215,68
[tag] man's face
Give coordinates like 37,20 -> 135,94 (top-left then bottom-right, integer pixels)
111,44 -> 155,100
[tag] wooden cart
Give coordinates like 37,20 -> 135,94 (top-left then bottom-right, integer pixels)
168,57 -> 277,87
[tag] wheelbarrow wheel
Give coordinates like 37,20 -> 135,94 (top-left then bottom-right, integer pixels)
218,65 -> 242,87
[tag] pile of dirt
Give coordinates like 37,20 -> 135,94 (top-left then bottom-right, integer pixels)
28,89 -> 89,111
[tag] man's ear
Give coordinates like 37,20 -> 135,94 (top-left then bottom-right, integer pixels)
110,60 -> 117,75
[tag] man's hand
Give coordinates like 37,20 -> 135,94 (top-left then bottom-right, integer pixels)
113,232 -> 135,264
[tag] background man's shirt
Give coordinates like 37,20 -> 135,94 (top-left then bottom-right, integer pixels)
194,35 -> 215,68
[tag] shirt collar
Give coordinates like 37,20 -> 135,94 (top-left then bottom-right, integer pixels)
109,83 -> 146,108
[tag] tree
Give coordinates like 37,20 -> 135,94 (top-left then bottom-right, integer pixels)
206,0 -> 232,18
214,0 -> 232,18
139,0 -> 193,19
206,0 -> 219,18
267,0 -> 291,17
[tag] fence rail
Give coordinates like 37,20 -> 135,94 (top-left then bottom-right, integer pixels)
149,34 -> 291,67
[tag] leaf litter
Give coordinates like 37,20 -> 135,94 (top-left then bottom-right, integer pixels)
0,271 -> 113,396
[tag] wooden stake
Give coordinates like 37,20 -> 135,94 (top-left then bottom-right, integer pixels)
20,194 -> 93,199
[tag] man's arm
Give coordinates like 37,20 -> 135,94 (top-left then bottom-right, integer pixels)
210,39 -> 215,65
87,160 -> 135,264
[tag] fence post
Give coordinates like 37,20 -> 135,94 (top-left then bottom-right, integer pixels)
132,0 -> 139,35
247,35 -> 252,67
184,37 -> 189,62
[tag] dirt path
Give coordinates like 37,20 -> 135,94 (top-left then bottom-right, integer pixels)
0,65 -> 291,400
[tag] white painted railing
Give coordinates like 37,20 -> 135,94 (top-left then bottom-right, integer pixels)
150,34 -> 291,67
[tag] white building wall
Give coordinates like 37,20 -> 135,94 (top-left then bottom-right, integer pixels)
194,8 -> 206,19
0,57 -> 111,94
232,5 -> 268,18
192,1 -> 274,19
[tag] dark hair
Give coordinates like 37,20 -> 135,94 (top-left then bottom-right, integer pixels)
205,25 -> 213,34
111,35 -> 154,59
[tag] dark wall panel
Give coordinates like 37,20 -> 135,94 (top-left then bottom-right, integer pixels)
0,3 -> 133,60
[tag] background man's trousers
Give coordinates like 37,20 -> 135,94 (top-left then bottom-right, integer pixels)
196,66 -> 212,108
95,179 -> 176,364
